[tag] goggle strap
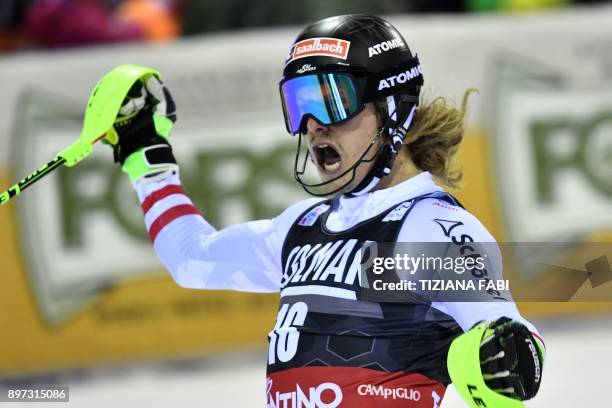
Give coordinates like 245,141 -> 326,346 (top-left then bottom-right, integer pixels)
384,101 -> 416,169
388,95 -> 397,122
348,100 -> 416,197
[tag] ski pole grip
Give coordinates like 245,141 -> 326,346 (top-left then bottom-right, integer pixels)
447,322 -> 525,408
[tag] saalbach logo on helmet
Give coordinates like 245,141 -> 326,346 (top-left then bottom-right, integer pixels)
287,37 -> 350,64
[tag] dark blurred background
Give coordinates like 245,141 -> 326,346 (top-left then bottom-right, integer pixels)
1,0 -> 609,52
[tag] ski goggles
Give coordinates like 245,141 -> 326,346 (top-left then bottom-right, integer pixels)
280,72 -> 363,135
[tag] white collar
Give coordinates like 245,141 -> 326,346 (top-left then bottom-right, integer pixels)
326,172 -> 443,231
337,172 -> 442,209
374,172 -> 443,201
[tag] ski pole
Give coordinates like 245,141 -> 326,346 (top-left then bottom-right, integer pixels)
0,64 -> 160,207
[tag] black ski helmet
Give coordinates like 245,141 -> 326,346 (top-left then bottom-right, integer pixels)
280,14 -> 424,196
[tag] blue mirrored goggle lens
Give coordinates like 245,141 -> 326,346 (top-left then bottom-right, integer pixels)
281,73 -> 361,134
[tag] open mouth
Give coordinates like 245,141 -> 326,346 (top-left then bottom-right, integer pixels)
313,143 -> 342,174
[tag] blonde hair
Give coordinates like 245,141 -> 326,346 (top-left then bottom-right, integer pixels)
404,90 -> 475,188
376,89 -> 474,188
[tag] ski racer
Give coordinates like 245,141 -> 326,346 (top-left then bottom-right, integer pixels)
107,14 -> 545,407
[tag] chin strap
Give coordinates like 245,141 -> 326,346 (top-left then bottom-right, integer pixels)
345,96 -> 416,197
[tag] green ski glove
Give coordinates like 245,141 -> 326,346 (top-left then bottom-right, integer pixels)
107,75 -> 178,182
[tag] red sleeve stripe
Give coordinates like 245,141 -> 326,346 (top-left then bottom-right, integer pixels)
148,204 -> 201,242
141,184 -> 186,214
144,194 -> 193,230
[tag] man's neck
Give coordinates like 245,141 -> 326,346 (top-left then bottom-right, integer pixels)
372,152 -> 421,192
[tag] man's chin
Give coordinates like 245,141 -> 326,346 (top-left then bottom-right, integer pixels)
319,171 -> 359,195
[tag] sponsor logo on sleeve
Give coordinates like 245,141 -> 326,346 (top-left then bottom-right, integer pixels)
432,219 -> 464,237
382,200 -> 414,222
287,37 -> 350,64
432,218 -> 506,300
298,204 -> 330,226
431,200 -> 458,212
368,38 -> 405,57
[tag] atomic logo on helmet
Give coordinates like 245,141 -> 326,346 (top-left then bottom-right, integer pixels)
378,65 -> 424,91
368,38 -> 405,57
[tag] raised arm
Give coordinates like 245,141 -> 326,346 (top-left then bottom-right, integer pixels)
134,173 -> 284,291
106,75 -> 307,292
